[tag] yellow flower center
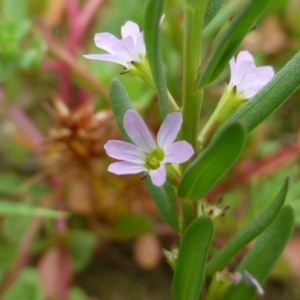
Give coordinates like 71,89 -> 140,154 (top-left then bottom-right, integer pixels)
145,148 -> 165,170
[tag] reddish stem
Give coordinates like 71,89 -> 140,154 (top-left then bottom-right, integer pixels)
39,24 -> 109,102
67,0 -> 107,52
59,248 -> 72,300
8,106 -> 44,148
66,0 -> 79,42
64,0 -> 107,105
54,190 -> 71,300
43,60 -> 72,105
0,198 -> 49,297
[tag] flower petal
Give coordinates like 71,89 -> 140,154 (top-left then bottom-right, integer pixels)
234,60 -> 255,89
235,60 -> 256,89
229,51 -> 275,100
136,33 -> 146,56
255,66 -> 274,85
94,33 -> 119,53
163,141 -> 194,164
236,51 -> 254,65
229,51 -> 255,88
121,21 -> 141,44
157,112 -> 182,149
228,56 -> 237,87
83,54 -> 129,67
108,161 -> 147,175
123,110 -> 157,152
149,165 -> 166,186
104,140 -> 145,163
242,85 -> 265,99
112,36 -> 139,62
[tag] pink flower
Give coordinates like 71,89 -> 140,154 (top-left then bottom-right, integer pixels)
104,110 -> 194,186
228,51 -> 275,99
83,21 -> 145,68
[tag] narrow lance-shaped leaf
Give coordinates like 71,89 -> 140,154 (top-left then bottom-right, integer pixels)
178,122 -> 246,200
222,205 -> 294,300
109,79 -> 179,231
0,200 -> 68,218
218,50 -> 300,134
204,0 -> 225,28
144,177 -> 179,231
197,0 -> 272,88
206,177 -> 290,275
110,79 -> 134,142
172,216 -> 214,300
144,0 -> 170,118
3,268 -> 43,300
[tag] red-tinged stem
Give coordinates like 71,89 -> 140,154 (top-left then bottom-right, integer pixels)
0,197 -> 50,297
38,24 -> 109,102
0,87 -> 4,103
65,0 -> 107,106
44,59 -> 73,105
8,106 -> 44,148
61,71 -> 73,106
43,60 -> 66,73
59,248 -> 72,300
207,142 -> 300,199
55,199 -> 70,300
66,0 -> 79,45
67,0 -> 107,51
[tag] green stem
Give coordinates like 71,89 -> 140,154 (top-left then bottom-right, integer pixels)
180,0 -> 208,232
167,90 -> 180,111
181,201 -> 195,235
205,274 -> 229,300
198,88 -> 243,147
181,0 -> 208,151
132,59 -> 180,111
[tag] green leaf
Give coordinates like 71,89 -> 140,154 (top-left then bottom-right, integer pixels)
219,50 -> 300,133
267,0 -> 287,13
197,0 -> 272,88
110,79 -> 179,230
67,231 -> 98,271
172,217 -> 214,300
2,216 -> 32,243
178,122 -> 246,200
204,0 -> 225,28
0,174 -> 24,194
110,79 -> 134,142
144,177 -> 179,231
206,177 -> 290,275
0,173 -> 48,198
68,287 -> 89,300
144,0 -> 170,118
0,200 -> 68,218
222,205 -> 294,300
3,268 -> 43,300
203,0 -> 239,41
0,244 -> 18,268
2,0 -> 29,19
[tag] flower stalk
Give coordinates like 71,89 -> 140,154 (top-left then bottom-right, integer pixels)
131,58 -> 180,111
198,87 -> 244,147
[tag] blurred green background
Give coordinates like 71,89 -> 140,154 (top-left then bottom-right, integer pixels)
0,0 -> 300,299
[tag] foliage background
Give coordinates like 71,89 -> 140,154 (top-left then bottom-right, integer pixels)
0,0 -> 300,299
